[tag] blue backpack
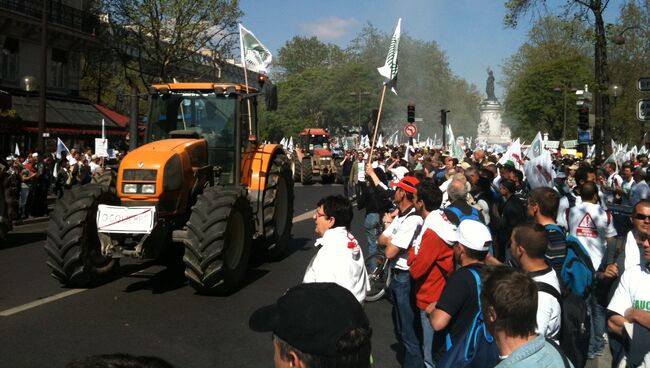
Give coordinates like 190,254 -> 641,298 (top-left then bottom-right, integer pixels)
445,206 -> 482,224
546,224 -> 594,297
438,268 -> 499,368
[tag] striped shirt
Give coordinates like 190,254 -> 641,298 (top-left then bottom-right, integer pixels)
544,224 -> 567,275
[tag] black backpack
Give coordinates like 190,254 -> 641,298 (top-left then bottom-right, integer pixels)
536,281 -> 590,368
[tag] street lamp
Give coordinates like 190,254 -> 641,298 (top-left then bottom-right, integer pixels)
610,25 -> 641,45
349,91 -> 370,130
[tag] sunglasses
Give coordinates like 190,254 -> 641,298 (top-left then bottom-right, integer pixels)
633,213 -> 650,221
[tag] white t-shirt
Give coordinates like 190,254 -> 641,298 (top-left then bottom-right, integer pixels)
303,227 -> 370,302
532,268 -> 562,340
623,231 -> 643,271
357,161 -> 366,182
89,161 -> 100,174
382,207 -> 423,270
567,202 -> 617,269
608,264 -> 650,320
557,189 -> 608,229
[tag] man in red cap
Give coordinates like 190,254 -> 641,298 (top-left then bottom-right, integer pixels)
378,175 -> 424,368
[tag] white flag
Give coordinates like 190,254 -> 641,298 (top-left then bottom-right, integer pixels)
56,138 -> 71,159
239,24 -> 272,73
524,150 -> 555,189
280,137 -> 287,147
525,132 -> 543,159
287,137 -> 294,151
377,134 -> 384,148
377,18 -> 401,95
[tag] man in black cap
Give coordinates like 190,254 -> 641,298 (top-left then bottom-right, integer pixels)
249,282 -> 372,368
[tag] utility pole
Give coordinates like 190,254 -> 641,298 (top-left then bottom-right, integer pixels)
440,109 -> 449,148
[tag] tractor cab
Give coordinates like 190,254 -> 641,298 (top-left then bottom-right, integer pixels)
298,128 -> 330,153
146,83 -> 259,185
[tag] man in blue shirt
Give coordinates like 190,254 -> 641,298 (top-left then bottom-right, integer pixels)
481,266 -> 573,367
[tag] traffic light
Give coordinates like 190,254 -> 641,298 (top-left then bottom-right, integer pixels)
440,109 -> 449,127
407,104 -> 415,123
578,107 -> 589,130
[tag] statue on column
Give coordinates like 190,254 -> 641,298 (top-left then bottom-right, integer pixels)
486,68 -> 496,101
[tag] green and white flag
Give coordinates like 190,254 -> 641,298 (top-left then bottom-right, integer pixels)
525,132 -> 543,159
239,24 -> 272,73
377,18 -> 401,95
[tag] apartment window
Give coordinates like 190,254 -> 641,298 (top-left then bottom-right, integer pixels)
1,38 -> 18,82
51,48 -> 67,88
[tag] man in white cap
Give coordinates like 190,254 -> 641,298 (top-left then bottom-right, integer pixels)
429,220 -> 493,349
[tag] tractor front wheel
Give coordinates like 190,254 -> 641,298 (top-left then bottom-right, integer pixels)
182,187 -> 253,294
44,184 -> 120,287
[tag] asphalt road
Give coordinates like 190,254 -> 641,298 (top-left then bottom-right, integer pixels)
0,183 -> 401,368
0,183 -> 612,368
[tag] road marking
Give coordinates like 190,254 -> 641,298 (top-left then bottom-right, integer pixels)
0,289 -> 87,317
292,209 -> 314,223
1,209 -> 318,317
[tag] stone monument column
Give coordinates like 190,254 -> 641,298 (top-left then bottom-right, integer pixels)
476,68 -> 511,145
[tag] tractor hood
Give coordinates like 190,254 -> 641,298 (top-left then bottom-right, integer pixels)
313,148 -> 332,157
121,139 -> 196,171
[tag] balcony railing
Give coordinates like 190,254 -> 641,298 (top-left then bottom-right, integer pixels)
0,0 -> 99,34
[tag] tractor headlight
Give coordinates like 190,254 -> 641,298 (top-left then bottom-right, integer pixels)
123,184 -> 138,193
141,184 -> 156,194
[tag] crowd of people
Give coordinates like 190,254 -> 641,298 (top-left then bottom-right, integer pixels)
251,143 -> 650,368
2,148 -> 123,221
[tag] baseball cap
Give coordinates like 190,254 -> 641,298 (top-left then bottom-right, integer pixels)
249,283 -> 369,356
460,162 -> 472,170
504,160 -> 515,169
457,220 -> 492,251
389,175 -> 419,194
31,152 -> 38,158
500,179 -> 516,194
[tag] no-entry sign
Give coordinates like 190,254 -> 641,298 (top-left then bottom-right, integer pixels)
404,123 -> 417,138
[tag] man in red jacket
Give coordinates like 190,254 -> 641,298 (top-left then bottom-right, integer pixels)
408,178 -> 454,368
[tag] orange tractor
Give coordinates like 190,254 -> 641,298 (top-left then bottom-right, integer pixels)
292,128 -> 342,185
45,81 -> 294,293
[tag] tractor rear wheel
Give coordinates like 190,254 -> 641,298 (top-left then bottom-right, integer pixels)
44,184 -> 120,287
292,160 -> 301,182
301,158 -> 313,185
182,187 -> 253,294
0,189 -> 10,241
263,154 -> 294,260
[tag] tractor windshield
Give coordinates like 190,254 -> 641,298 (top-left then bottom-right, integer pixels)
147,92 -> 236,144
147,91 -> 239,183
310,135 -> 329,150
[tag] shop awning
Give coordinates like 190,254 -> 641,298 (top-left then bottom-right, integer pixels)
11,96 -> 122,128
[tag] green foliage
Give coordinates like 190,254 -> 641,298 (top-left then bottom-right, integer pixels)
260,23 -> 481,142
608,0 -> 650,146
276,36 -> 347,76
502,16 -> 594,141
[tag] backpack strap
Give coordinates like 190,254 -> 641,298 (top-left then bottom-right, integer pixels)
445,206 -> 464,225
565,237 -> 596,273
544,224 -> 565,236
545,337 -> 571,368
535,281 -> 562,341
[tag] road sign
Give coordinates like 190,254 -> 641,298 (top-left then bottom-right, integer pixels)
638,77 -> 650,92
577,130 -> 591,144
638,99 -> 650,121
403,123 -> 417,138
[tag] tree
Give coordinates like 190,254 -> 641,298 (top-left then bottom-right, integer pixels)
501,16 -> 593,141
505,0 -> 616,160
276,36 -> 348,76
103,0 -> 242,83
608,0 -> 650,146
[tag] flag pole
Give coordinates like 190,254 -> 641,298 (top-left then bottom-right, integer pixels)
369,84 -> 387,159
239,25 -> 254,141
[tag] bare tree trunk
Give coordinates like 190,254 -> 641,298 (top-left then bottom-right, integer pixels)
593,1 -> 612,163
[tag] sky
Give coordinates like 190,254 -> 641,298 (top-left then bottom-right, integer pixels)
240,0 -> 627,100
